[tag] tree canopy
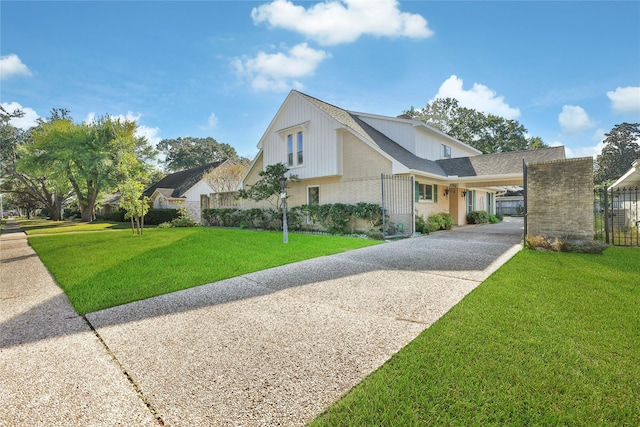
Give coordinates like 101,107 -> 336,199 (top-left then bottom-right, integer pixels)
158,136 -> 239,172
203,159 -> 250,193
1,108 -> 156,221
1,107 -> 72,220
595,122 -> 640,185
404,98 -> 547,154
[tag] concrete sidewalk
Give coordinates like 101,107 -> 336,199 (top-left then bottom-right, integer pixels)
1,218 -> 523,426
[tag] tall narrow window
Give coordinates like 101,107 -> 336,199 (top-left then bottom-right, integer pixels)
287,134 -> 294,166
308,186 -> 319,205
296,131 -> 303,165
442,144 -> 451,159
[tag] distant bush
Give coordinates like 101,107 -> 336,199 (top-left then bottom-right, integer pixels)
144,209 -> 180,225
100,210 -> 126,222
489,214 -> 501,224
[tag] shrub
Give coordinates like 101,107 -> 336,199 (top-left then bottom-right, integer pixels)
467,210 -> 490,224
145,209 -> 180,225
101,210 -> 127,222
440,213 -> 455,230
170,217 -> 199,227
415,214 -> 430,234
489,214 -> 501,224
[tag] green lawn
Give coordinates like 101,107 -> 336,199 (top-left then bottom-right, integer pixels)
311,247 -> 640,426
17,218 -> 132,234
27,227 -> 380,314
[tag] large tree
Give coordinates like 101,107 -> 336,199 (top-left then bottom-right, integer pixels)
158,136 -> 239,172
595,122 -> 640,185
404,98 -> 547,153
24,112 -> 156,222
0,107 -> 70,220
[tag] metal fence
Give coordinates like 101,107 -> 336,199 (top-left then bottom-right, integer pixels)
381,174 -> 414,238
594,187 -> 640,246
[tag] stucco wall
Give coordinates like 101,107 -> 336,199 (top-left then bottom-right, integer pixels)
526,157 -> 594,241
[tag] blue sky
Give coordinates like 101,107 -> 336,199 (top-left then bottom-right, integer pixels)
2,0 -> 639,162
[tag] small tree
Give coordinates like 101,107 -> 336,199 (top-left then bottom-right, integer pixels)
237,163 -> 298,209
119,180 -> 149,235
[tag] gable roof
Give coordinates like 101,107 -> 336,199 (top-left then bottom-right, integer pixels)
294,91 -> 565,179
142,161 -> 224,199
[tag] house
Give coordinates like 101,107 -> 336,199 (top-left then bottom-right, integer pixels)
607,159 -> 640,231
97,193 -> 122,216
142,161 -> 227,223
241,90 -> 566,231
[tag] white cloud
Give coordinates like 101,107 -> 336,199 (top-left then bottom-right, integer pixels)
251,0 -> 433,45
558,105 -> 595,135
607,86 -> 640,115
0,54 -> 32,80
1,101 -> 39,129
207,113 -> 218,128
83,112 -> 96,124
232,43 -> 329,92
136,124 -> 162,146
433,75 -> 521,119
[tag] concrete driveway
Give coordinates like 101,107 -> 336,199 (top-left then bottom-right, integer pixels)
1,218 -> 523,426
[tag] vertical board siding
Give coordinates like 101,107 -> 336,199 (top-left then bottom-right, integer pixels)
262,95 -> 340,179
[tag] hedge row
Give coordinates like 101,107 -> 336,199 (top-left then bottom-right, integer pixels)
99,208 -> 180,225
202,202 -> 383,234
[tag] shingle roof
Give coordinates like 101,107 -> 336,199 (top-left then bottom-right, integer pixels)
437,146 -> 566,177
296,91 -> 566,179
142,161 -> 224,198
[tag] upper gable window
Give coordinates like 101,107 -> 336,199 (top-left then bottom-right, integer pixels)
296,131 -> 303,165
279,122 -> 308,168
287,134 -> 294,166
286,131 -> 303,166
441,144 -> 451,159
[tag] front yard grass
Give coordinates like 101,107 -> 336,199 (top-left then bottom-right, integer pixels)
311,247 -> 640,426
27,227 -> 380,315
17,218 -> 132,234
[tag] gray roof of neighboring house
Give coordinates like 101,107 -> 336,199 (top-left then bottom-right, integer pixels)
142,161 -> 224,199
296,91 -> 566,179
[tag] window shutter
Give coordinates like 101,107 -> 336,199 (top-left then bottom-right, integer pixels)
415,181 -> 419,202
434,184 -> 438,203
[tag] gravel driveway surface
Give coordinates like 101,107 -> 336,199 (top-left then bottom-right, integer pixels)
1,218 -> 523,426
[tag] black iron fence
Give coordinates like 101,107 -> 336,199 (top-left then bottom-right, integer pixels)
594,187 -> 640,246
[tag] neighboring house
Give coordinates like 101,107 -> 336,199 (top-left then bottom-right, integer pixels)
608,159 -> 640,230
241,90 -> 566,229
142,161 -> 227,223
97,193 -> 122,216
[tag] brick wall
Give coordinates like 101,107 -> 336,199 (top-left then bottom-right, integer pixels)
526,157 -> 594,241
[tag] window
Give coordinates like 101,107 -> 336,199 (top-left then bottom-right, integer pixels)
466,190 -> 476,214
415,182 -> 434,201
287,134 -> 294,166
441,144 -> 451,159
297,131 -> 303,165
308,186 -> 319,205
286,131 -> 304,166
